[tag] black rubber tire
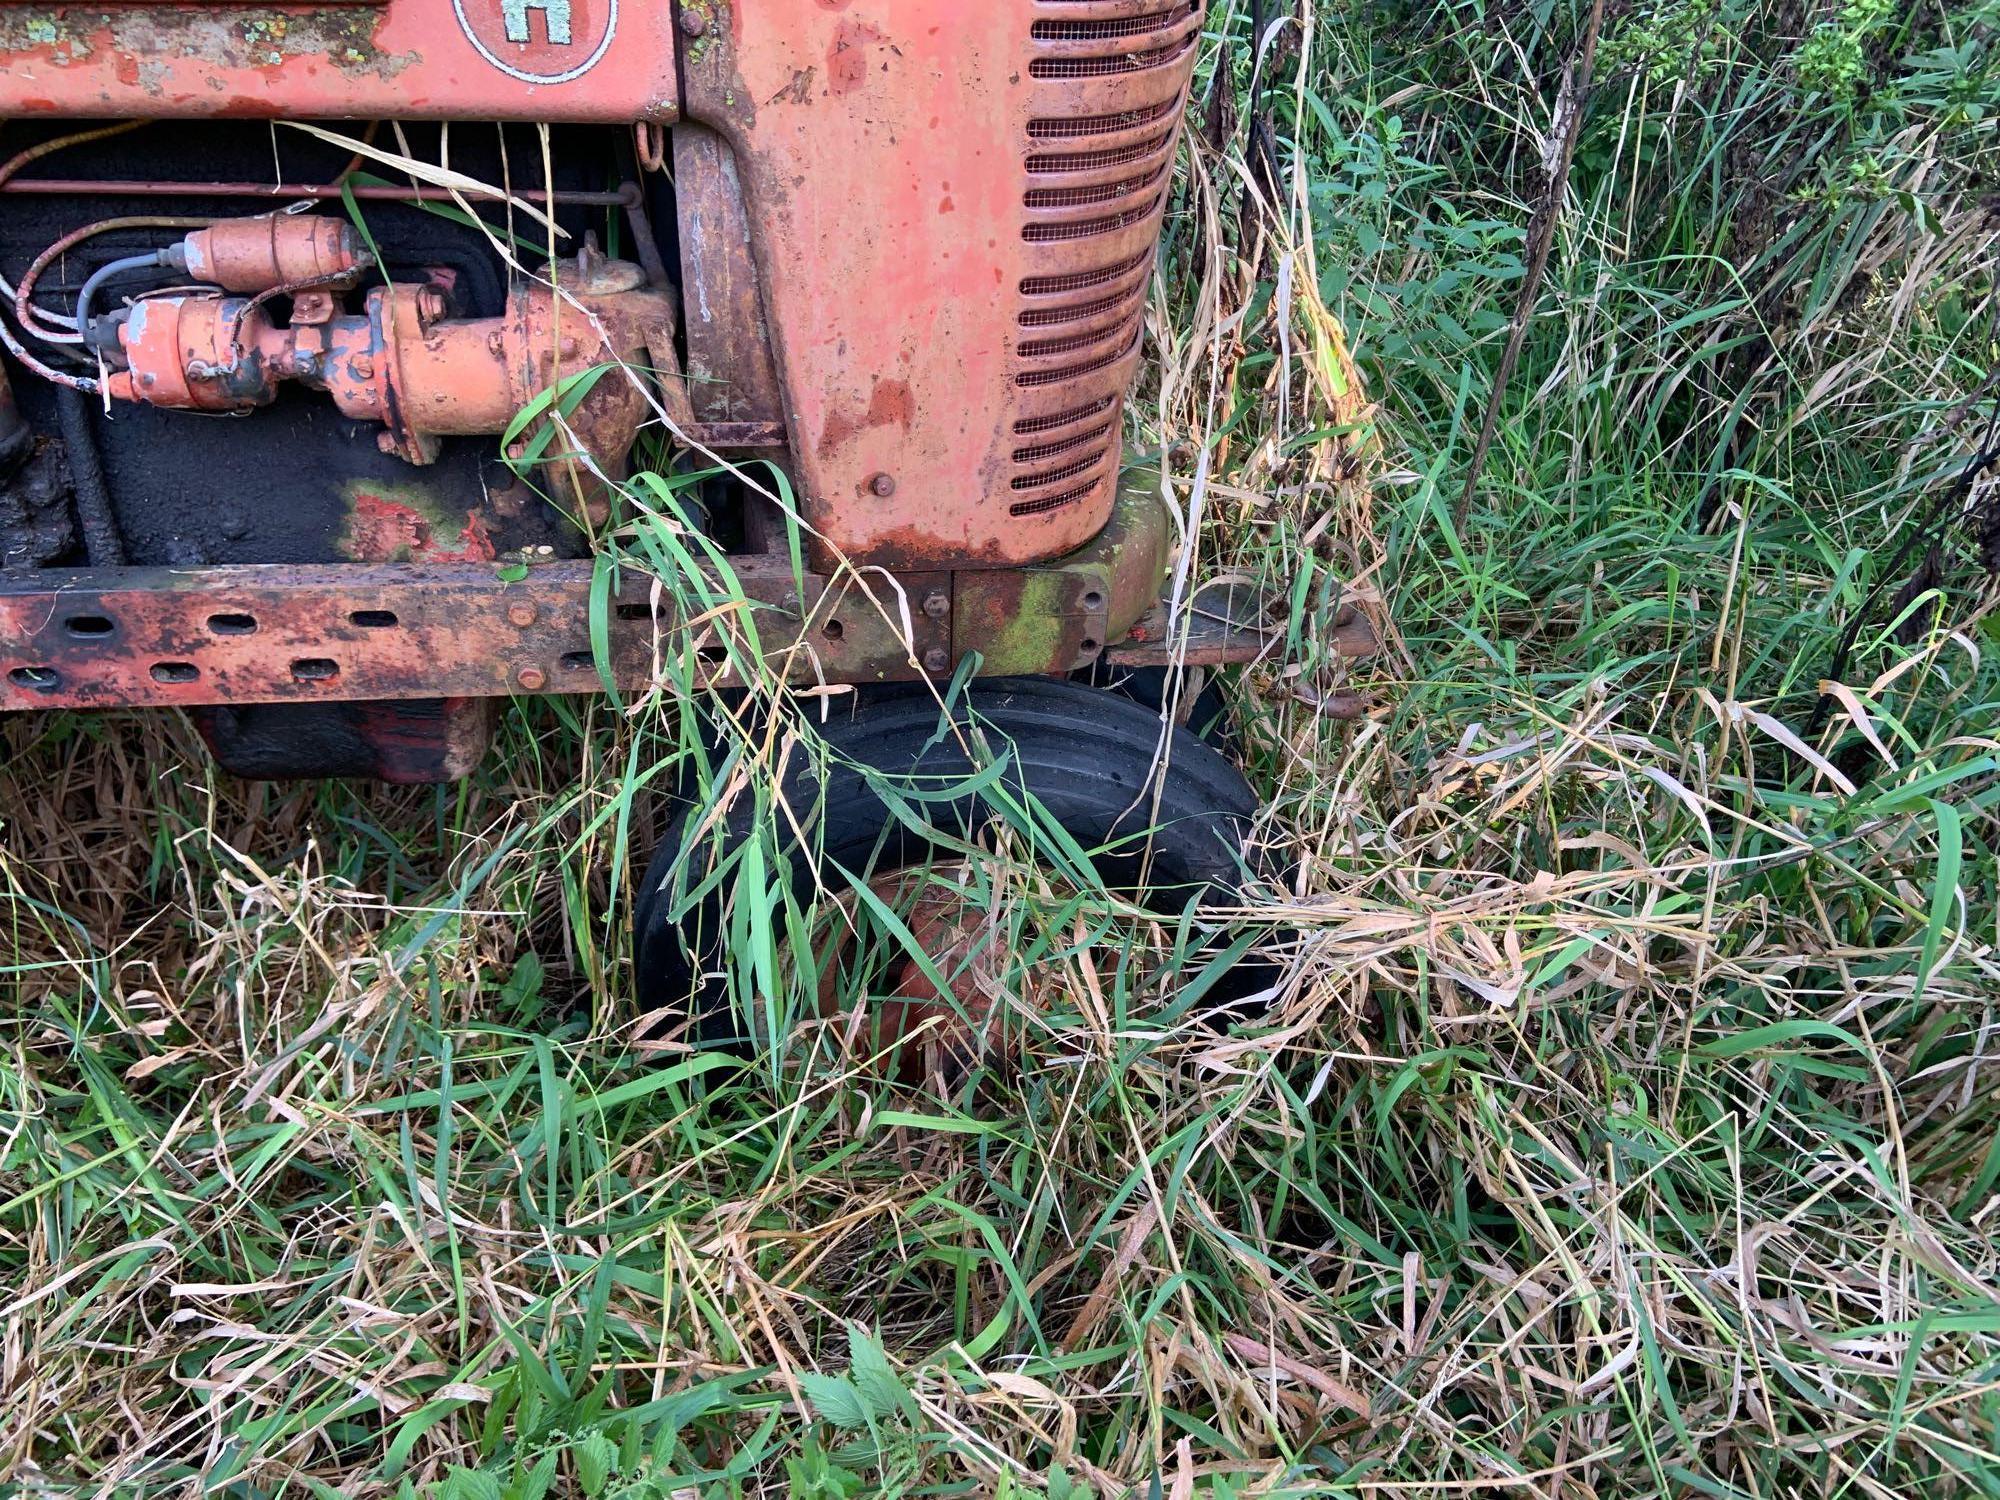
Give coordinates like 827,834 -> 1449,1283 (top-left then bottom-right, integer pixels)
1076,660 -> 1236,750
633,676 -> 1258,1045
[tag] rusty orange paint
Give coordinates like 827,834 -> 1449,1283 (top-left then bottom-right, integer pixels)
0,0 -> 678,123
0,558 -> 956,712
181,215 -> 368,292
101,228 -> 680,520
679,0 -> 1204,573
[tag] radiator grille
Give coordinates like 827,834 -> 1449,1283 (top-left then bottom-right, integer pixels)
1019,279 -> 1148,328
1011,479 -> 1104,518
1029,37 -> 1196,80
1013,422 -> 1116,465
1012,450 -> 1112,491
1030,4 -> 1197,42
1026,99 -> 1179,141
1020,314 -> 1143,362
1025,131 -> 1177,176
1014,329 -> 1142,389
1023,163 -> 1168,210
1022,195 -> 1162,242
1019,250 -> 1153,300
1012,395 -> 1117,437
1006,1 -> 1202,525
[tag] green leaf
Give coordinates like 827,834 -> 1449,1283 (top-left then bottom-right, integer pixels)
514,1452 -> 558,1500
500,361 -> 617,476
338,177 -> 389,283
588,551 -> 621,707
1914,797 -> 1962,1001
846,1323 -> 914,1422
442,1467 -> 502,1500
573,1430 -> 619,1495
1697,1019 -> 1872,1060
798,1373 -> 870,1430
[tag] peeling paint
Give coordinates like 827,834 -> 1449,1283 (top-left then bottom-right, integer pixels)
0,0 -> 679,120
0,8 -> 410,80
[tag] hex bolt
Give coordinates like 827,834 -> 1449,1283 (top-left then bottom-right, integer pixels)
922,590 -> 950,620
376,431 -> 399,454
415,286 -> 447,324
507,602 -> 538,628
922,647 -> 950,674
869,473 -> 897,498
516,665 -> 547,691
679,7 -> 708,36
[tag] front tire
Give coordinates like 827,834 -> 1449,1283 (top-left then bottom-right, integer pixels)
633,677 -> 1259,1053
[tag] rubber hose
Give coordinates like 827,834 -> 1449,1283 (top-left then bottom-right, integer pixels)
56,385 -> 125,566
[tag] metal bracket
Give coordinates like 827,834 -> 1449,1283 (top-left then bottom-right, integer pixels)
0,492 -> 1374,713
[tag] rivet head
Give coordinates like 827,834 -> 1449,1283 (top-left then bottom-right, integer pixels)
679,7 -> 707,36
516,665 -> 547,691
869,473 -> 897,498
507,602 -> 538,628
350,353 -> 375,379
922,647 -> 950,674
921,590 -> 950,620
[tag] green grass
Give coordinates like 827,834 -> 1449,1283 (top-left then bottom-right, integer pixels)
5,1 -> 2000,1494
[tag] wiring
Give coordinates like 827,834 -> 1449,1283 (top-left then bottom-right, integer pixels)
12,215 -> 209,345
0,123 -> 157,355
0,304 -> 98,392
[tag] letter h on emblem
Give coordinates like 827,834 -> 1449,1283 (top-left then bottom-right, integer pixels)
502,0 -> 572,45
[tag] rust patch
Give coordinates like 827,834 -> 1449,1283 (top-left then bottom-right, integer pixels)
816,867 -> 1008,1083
817,377 -> 916,460
827,16 -> 885,94
858,523 -> 1016,571
0,557 -> 951,712
1109,589 -> 1377,668
344,491 -> 497,564
867,378 -> 915,432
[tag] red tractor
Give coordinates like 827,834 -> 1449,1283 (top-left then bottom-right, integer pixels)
0,0 -> 1369,1022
